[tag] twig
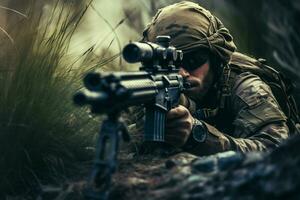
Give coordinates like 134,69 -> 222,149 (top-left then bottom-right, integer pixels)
0,5 -> 28,18
0,26 -> 14,45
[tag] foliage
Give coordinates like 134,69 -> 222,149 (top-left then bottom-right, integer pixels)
0,0 -> 103,196
262,0 -> 300,102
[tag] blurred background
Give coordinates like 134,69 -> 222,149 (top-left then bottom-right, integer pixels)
0,0 -> 299,198
1,0 -> 299,77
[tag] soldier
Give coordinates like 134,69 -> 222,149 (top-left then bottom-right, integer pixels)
138,1 -> 291,156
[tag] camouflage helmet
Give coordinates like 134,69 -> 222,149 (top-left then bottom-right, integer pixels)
142,1 -> 236,71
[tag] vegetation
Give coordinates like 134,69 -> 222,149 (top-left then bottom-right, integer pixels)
0,1 -> 107,196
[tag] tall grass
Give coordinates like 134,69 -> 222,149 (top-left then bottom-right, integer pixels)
0,0 -> 105,196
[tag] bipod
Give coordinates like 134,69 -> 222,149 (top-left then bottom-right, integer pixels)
84,112 -> 129,200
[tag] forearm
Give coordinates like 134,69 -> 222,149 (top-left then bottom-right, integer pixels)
183,121 -> 289,156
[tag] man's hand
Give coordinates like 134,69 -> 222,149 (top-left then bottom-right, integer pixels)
179,94 -> 197,114
165,105 -> 194,148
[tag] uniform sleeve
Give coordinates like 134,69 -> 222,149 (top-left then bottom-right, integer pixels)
183,72 -> 289,156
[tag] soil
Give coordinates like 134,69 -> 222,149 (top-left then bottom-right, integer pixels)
39,134 -> 300,200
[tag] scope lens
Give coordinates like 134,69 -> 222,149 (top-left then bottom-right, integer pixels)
123,44 -> 140,63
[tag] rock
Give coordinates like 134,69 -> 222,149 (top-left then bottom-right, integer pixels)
242,152 -> 264,165
185,175 -> 209,184
165,152 -> 197,169
165,159 -> 179,169
217,151 -> 244,171
192,151 -> 244,173
192,156 -> 217,173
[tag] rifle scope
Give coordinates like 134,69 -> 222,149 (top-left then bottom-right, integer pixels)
122,36 -> 183,64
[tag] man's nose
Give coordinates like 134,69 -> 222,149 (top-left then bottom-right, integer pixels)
179,68 -> 190,78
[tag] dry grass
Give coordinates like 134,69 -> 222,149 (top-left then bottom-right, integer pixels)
0,0 -> 122,197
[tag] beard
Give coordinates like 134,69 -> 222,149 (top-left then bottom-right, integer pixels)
183,72 -> 214,104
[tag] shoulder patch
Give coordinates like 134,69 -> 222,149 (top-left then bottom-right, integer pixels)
233,72 -> 272,108
231,72 -> 287,136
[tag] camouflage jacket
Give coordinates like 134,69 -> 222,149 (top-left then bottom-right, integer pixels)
127,53 -> 290,156
183,52 -> 289,155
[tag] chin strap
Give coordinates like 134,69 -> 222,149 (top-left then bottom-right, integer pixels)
193,64 -> 232,120
218,64 -> 232,109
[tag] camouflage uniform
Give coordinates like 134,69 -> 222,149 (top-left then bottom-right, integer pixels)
133,1 -> 290,155
182,52 -> 289,155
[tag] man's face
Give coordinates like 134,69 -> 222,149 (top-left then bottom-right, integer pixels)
179,60 -> 214,103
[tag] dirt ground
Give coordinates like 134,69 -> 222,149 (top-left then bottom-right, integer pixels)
37,134 -> 300,200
